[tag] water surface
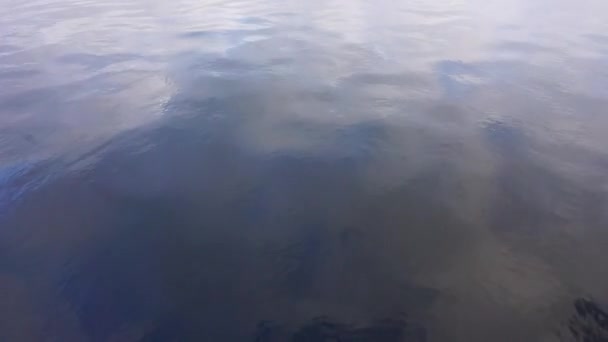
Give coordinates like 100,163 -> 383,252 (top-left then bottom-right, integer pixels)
1,0 -> 608,341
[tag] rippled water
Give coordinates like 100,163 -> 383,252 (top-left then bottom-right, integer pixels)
1,0 -> 608,341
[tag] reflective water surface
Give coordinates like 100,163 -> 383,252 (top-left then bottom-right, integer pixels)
1,0 -> 608,341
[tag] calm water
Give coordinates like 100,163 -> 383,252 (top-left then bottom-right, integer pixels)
1,0 -> 608,341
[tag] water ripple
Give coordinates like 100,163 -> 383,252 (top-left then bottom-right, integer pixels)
1,0 -> 608,341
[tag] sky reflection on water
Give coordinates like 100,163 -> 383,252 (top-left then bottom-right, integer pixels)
1,0 -> 608,341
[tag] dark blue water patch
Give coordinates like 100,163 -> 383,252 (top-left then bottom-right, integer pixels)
0,161 -> 55,217
267,221 -> 327,297
568,298 -> 608,342
482,119 -> 527,157
272,119 -> 388,162
40,106 -> 444,338
254,316 -> 426,342
139,316 -> 184,342
334,121 -> 387,159
57,199 -> 175,341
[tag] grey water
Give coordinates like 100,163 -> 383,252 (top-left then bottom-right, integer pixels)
1,0 -> 608,341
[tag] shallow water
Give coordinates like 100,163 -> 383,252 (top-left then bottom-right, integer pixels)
1,0 -> 608,341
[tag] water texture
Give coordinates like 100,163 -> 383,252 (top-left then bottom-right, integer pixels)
1,0 -> 608,341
